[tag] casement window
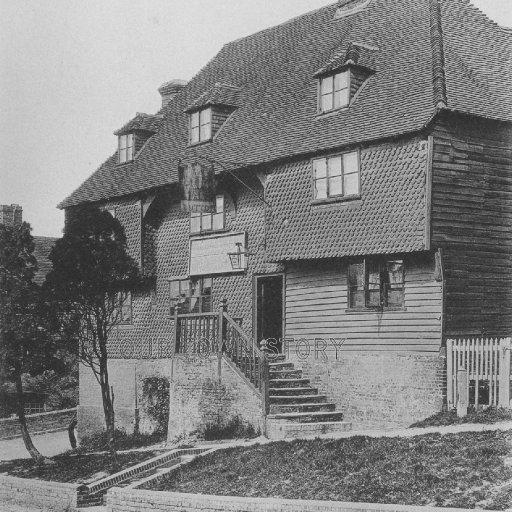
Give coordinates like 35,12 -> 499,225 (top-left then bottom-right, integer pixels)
190,195 -> 225,234
313,151 -> 360,200
118,134 -> 134,164
170,277 -> 212,315
319,70 -> 350,113
190,108 -> 212,144
115,291 -> 132,324
348,258 -> 404,309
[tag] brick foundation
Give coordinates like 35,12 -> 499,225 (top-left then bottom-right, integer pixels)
0,475 -> 77,511
288,347 -> 445,429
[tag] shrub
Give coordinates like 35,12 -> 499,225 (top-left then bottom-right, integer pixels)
141,377 -> 170,434
79,428 -> 166,452
202,416 -> 259,441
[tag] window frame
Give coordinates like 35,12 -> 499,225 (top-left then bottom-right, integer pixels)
318,69 -> 351,114
169,277 -> 213,315
118,134 -> 134,164
115,291 -> 133,324
190,195 -> 225,234
312,150 -> 360,201
347,258 -> 405,311
189,107 -> 212,145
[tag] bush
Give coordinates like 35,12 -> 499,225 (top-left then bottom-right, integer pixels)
410,407 -> 512,428
202,416 -> 259,441
79,428 -> 166,452
141,377 -> 170,434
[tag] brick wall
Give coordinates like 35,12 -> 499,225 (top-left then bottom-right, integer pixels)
168,355 -> 264,441
106,487 -> 471,512
288,347 -> 445,429
0,475 -> 77,510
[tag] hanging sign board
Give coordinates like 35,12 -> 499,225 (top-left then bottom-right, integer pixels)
189,232 -> 247,276
178,162 -> 216,213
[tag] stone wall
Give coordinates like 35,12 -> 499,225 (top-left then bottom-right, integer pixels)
106,487 -> 471,512
288,346 -> 445,429
78,356 -> 264,440
0,475 -> 77,511
168,355 -> 264,441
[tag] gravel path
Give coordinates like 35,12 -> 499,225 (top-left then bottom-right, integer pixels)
0,429 -> 71,461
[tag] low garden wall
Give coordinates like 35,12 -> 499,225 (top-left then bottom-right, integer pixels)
106,488 -> 474,512
0,475 -> 77,511
0,408 -> 76,439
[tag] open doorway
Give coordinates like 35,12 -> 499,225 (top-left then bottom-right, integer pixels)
255,274 -> 284,352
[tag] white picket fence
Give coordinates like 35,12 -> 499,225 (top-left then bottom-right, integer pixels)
447,337 -> 512,409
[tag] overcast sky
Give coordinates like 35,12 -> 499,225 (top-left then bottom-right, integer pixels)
1,0 -> 511,237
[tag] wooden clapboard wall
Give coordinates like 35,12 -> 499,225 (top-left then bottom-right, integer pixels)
285,253 -> 442,353
429,113 -> 512,337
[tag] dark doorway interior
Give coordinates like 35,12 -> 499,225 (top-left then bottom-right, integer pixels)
256,275 -> 283,351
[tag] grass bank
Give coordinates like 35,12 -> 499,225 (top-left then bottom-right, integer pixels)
143,430 -> 512,510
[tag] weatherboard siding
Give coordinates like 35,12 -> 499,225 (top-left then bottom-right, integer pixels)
430,114 -> 512,337
285,254 -> 442,353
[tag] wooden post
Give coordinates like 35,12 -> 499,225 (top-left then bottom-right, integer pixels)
499,338 -> 511,409
173,308 -> 179,355
260,352 -> 270,416
217,299 -> 227,380
457,369 -> 468,417
446,338 -> 453,408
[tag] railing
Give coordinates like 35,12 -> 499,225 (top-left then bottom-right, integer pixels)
447,337 -> 511,410
174,300 -> 269,414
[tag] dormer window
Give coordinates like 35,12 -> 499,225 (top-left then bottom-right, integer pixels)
190,108 -> 212,144
319,70 -> 350,113
118,134 -> 134,164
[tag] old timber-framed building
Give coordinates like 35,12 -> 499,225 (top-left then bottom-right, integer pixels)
60,0 -> 512,439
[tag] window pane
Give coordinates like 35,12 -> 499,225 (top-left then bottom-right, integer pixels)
321,76 -> 333,95
384,260 -> 404,307
367,262 -> 381,307
126,145 -> 133,161
216,195 -> 224,213
202,277 -> 212,294
334,88 -> 350,109
122,305 -> 132,323
202,213 -> 212,231
344,173 -> 359,195
329,176 -> 342,196
190,215 -> 201,233
191,112 -> 199,128
321,94 -> 333,112
119,148 -> 126,163
334,71 -> 348,91
350,289 -> 365,308
191,126 -> 199,143
119,136 -> 126,150
200,122 -> 211,141
343,152 -> 359,174
315,178 -> 327,199
314,159 -> 327,179
348,262 -> 364,287
127,134 -> 133,148
201,108 -> 211,125
328,156 -> 342,177
212,212 -> 224,230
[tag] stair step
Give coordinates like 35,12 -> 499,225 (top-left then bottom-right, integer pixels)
269,378 -> 310,388
270,402 -> 336,414
269,362 -> 294,370
267,411 -> 345,423
269,369 -> 302,379
267,354 -> 286,362
269,394 -> 328,404
269,387 -> 317,396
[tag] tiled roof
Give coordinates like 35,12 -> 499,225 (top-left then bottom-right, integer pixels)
113,113 -> 163,136
59,0 -> 512,209
313,42 -> 377,77
33,236 -> 57,285
184,83 -> 242,113
266,138 -> 429,260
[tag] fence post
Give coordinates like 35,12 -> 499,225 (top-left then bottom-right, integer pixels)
217,299 -> 228,380
499,338 -> 511,409
173,308 -> 179,355
260,351 -> 270,416
446,339 -> 453,409
457,369 -> 468,417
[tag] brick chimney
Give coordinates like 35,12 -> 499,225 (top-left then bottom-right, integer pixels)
158,79 -> 187,108
0,204 -> 22,227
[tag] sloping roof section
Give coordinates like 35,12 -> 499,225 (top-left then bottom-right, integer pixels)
33,236 -> 57,285
313,41 -> 378,76
184,83 -> 242,113
60,0 -> 512,209
114,113 -> 163,136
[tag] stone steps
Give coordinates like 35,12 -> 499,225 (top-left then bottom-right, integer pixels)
269,378 -> 311,388
269,362 -> 294,370
269,386 -> 319,396
267,411 -> 345,423
269,369 -> 302,379
269,394 -> 328,404
269,402 -> 336,414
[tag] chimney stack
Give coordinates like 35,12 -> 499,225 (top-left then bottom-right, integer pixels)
0,204 -> 22,227
158,79 -> 187,108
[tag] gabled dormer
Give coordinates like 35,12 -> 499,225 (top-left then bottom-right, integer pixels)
185,83 -> 241,145
314,42 -> 377,114
114,112 -> 163,164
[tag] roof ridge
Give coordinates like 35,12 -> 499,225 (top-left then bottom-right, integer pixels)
429,0 -> 448,109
